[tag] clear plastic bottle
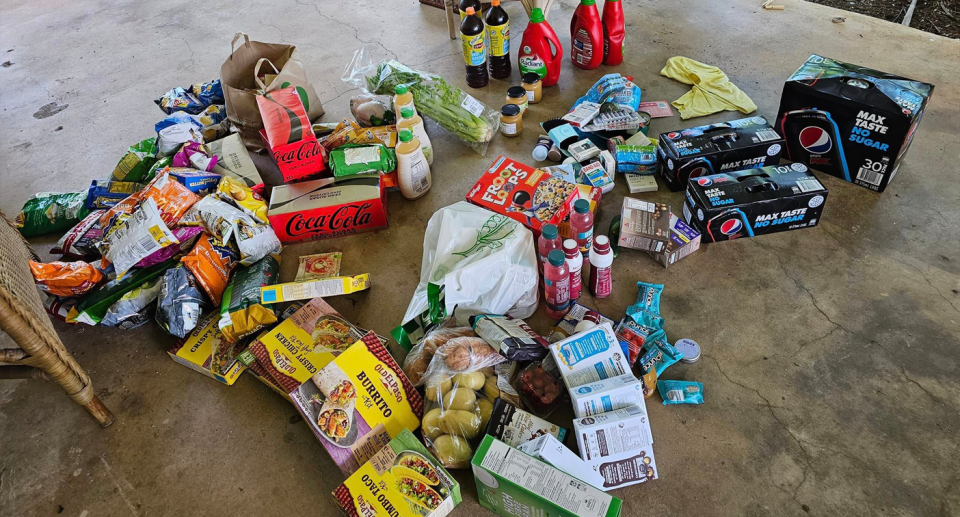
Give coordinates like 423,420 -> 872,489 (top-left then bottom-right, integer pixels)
397,107 -> 433,165
396,129 -> 432,200
588,235 -> 613,298
569,199 -> 595,257
563,238 -> 582,302
393,84 -> 416,118
544,249 -> 571,319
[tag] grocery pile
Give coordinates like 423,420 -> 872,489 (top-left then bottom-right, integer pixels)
12,5 -> 935,515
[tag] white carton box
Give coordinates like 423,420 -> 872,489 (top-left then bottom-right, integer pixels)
548,322 -> 632,389
569,374 -> 644,418
517,434 -> 606,491
573,406 -> 658,490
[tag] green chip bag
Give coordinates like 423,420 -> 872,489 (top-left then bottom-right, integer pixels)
329,144 -> 397,178
69,259 -> 175,325
144,155 -> 172,184
111,137 -> 158,182
218,253 -> 280,343
15,192 -> 90,237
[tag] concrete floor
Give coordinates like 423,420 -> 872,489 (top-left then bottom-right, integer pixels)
1,0 -> 958,515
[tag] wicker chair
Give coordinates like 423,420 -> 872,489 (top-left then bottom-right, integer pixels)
0,211 -> 114,427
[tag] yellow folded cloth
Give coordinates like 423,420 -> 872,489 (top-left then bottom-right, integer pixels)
660,56 -> 758,120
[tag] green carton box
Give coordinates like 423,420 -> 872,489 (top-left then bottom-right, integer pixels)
471,435 -> 622,517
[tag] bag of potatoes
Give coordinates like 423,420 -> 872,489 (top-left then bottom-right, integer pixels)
418,334 -> 507,469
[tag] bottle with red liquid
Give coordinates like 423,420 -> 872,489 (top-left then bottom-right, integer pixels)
563,239 -> 583,302
569,199 -> 595,258
518,8 -> 563,87
544,249 -> 571,319
589,235 -> 613,298
537,224 -> 562,264
570,0 -> 603,70
602,0 -> 625,65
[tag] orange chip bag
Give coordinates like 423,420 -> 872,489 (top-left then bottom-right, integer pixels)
181,233 -> 238,305
29,260 -> 104,297
143,171 -> 200,226
98,191 -> 142,228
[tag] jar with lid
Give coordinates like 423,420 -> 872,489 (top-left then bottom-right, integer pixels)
499,104 -> 523,137
505,86 -> 529,115
520,72 -> 543,104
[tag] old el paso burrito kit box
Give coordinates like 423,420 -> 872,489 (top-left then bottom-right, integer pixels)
268,175 -> 387,243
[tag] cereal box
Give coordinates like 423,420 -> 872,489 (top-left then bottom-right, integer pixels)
472,435 -> 622,517
333,429 -> 461,517
548,322 -> 632,389
573,406 -> 658,490
466,156 -> 580,236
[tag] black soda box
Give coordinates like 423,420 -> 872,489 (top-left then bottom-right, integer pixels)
682,163 -> 829,243
776,55 -> 934,193
656,116 -> 784,192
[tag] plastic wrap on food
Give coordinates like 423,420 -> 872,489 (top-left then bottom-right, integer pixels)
101,277 -> 162,329
29,260 -> 104,297
135,225 -> 203,268
97,198 -> 179,278
156,264 -> 206,338
51,209 -> 105,259
111,137 -> 158,182
14,191 -> 89,237
180,233 -> 238,306
218,253 -> 279,343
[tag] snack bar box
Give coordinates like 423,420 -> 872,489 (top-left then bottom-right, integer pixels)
167,312 -> 246,385
268,175 -> 387,244
333,428 -> 462,517
472,435 -> 623,517
646,213 -> 701,268
683,163 -> 829,243
549,322 -> 632,389
466,156 -> 581,237
657,116 -> 784,191
573,405 -> 657,490
776,54 -> 934,192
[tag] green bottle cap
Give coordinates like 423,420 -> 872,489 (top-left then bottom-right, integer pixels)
574,199 -> 590,214
542,224 -> 558,240
395,84 -> 408,95
547,249 -> 565,267
401,107 -> 414,118
581,0 -> 596,5
530,7 -> 544,23
399,129 -> 413,142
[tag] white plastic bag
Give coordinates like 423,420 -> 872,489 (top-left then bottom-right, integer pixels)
393,202 -> 539,350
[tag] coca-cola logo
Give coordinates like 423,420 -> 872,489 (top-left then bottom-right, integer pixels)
274,141 -> 322,165
286,203 -> 374,237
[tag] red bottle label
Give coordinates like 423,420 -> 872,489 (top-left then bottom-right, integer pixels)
546,276 -> 570,312
590,265 -> 612,298
572,29 -> 594,66
568,266 -> 582,300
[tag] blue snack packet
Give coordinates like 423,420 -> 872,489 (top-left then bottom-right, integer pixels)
155,87 -> 205,115
190,79 -> 224,106
639,329 -> 683,377
634,281 -> 664,315
658,380 -> 704,405
85,180 -> 143,210
627,307 -> 664,330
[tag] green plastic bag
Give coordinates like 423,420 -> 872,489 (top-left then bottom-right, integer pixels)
329,144 -> 396,178
15,192 -> 90,237
111,137 -> 158,182
69,259 -> 175,325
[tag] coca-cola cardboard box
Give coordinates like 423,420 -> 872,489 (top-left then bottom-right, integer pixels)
267,176 -> 387,243
257,87 -> 327,183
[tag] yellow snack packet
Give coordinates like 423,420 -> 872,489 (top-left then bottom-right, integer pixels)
216,176 -> 268,224
260,274 -> 370,304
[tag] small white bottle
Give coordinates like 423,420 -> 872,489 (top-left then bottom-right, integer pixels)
397,107 -> 433,165
396,129 -> 432,200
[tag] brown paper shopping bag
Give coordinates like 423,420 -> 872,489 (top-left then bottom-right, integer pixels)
220,32 -> 324,151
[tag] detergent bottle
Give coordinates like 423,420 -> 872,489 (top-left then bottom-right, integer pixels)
602,0 -> 625,65
518,8 -> 562,87
570,0 -> 603,70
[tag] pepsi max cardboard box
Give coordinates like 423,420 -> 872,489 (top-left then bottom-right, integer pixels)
776,55 -> 933,193
682,163 -> 828,243
656,116 -> 784,192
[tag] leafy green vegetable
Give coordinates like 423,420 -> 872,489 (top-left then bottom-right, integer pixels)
366,61 -> 496,146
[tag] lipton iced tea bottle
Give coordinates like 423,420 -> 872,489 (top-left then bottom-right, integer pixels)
461,7 -> 489,88
485,0 -> 511,79
544,249 -> 571,319
459,0 -> 481,21
601,0 -> 625,65
397,107 -> 433,165
570,0 -> 603,70
396,129 -> 432,200
519,8 -> 563,87
393,84 -> 416,118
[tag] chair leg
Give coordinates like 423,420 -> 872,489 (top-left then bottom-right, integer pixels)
82,394 -> 115,428
445,0 -> 457,39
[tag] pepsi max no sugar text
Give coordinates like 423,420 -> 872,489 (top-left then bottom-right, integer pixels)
776,55 -> 934,193
656,116 -> 784,192
683,163 -> 829,243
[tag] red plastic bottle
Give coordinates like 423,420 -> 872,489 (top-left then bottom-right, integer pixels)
570,0 -> 603,70
537,224 -> 562,265
602,0 -> 625,66
519,8 -> 563,87
544,249 -> 571,319
569,199 -> 595,258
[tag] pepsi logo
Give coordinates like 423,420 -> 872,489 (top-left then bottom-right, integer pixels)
799,126 -> 833,154
667,132 -> 681,139
689,166 -> 710,178
697,177 -> 713,186
720,218 -> 744,235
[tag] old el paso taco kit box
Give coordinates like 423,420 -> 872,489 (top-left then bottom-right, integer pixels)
268,175 -> 387,244
467,156 -> 581,236
249,299 -> 423,476
334,429 -> 462,517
